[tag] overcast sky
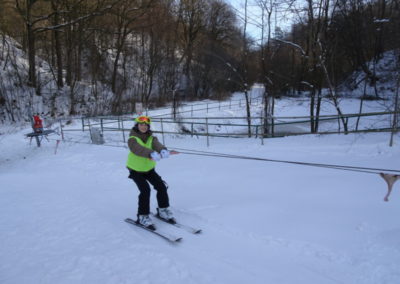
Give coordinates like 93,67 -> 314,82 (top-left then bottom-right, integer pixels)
226,0 -> 301,43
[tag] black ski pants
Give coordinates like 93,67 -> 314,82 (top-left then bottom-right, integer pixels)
128,168 -> 169,215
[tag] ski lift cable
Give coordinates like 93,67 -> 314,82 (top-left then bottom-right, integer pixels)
48,137 -> 399,175
171,147 -> 400,175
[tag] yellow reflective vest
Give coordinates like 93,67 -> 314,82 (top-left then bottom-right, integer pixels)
126,136 -> 156,172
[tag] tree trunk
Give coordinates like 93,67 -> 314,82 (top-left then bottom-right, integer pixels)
26,16 -> 36,87
52,1 -> 63,88
242,0 -> 251,137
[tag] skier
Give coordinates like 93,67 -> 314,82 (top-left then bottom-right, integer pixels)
126,115 -> 175,230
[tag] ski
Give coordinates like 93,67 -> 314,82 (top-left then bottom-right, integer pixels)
124,218 -> 182,243
152,213 -> 202,234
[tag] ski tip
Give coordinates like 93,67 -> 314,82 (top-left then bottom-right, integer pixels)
125,218 -> 140,224
194,229 -> 202,234
174,237 -> 183,242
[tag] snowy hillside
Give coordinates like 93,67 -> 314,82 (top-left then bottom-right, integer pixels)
0,36 -> 114,122
338,49 -> 399,101
1,95 -> 400,284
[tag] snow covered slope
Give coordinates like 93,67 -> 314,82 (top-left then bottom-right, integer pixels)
1,97 -> 400,284
339,49 -> 399,100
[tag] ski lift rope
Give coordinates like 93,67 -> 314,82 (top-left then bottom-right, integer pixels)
47,138 -> 399,201
48,137 -> 399,175
170,147 -> 400,175
170,147 -> 400,202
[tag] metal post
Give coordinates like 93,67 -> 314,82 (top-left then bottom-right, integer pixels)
34,134 -> 41,147
390,78 -> 399,146
161,118 -> 165,145
60,119 -> 64,141
172,89 -> 176,120
121,118 -> 126,143
206,118 -> 210,147
261,117 -> 264,145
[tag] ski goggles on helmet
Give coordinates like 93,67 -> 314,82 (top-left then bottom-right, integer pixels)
135,115 -> 151,125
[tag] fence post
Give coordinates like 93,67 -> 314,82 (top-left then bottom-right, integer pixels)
100,118 -> 104,133
81,117 -> 85,131
191,105 -> 193,117
87,117 -> 92,144
161,118 -> 165,145
261,117 -> 264,145
191,122 -> 194,137
121,118 -> 126,143
60,119 -> 64,141
206,118 -> 210,147
390,82 -> 399,146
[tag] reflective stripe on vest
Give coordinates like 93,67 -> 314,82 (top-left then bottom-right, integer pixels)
126,136 -> 155,172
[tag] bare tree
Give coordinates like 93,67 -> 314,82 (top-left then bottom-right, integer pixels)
50,0 -> 63,88
177,0 -> 207,97
255,0 -> 280,136
15,0 -> 121,89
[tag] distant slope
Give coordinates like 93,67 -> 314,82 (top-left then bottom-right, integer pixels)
338,50 -> 399,99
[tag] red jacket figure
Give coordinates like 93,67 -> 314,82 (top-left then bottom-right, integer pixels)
33,115 -> 43,132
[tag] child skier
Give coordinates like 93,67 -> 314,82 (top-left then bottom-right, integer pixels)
126,115 -> 175,230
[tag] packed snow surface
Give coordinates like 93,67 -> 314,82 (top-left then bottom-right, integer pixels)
1,95 -> 400,284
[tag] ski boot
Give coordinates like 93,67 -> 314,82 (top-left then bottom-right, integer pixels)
136,214 -> 156,230
157,207 -> 176,224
